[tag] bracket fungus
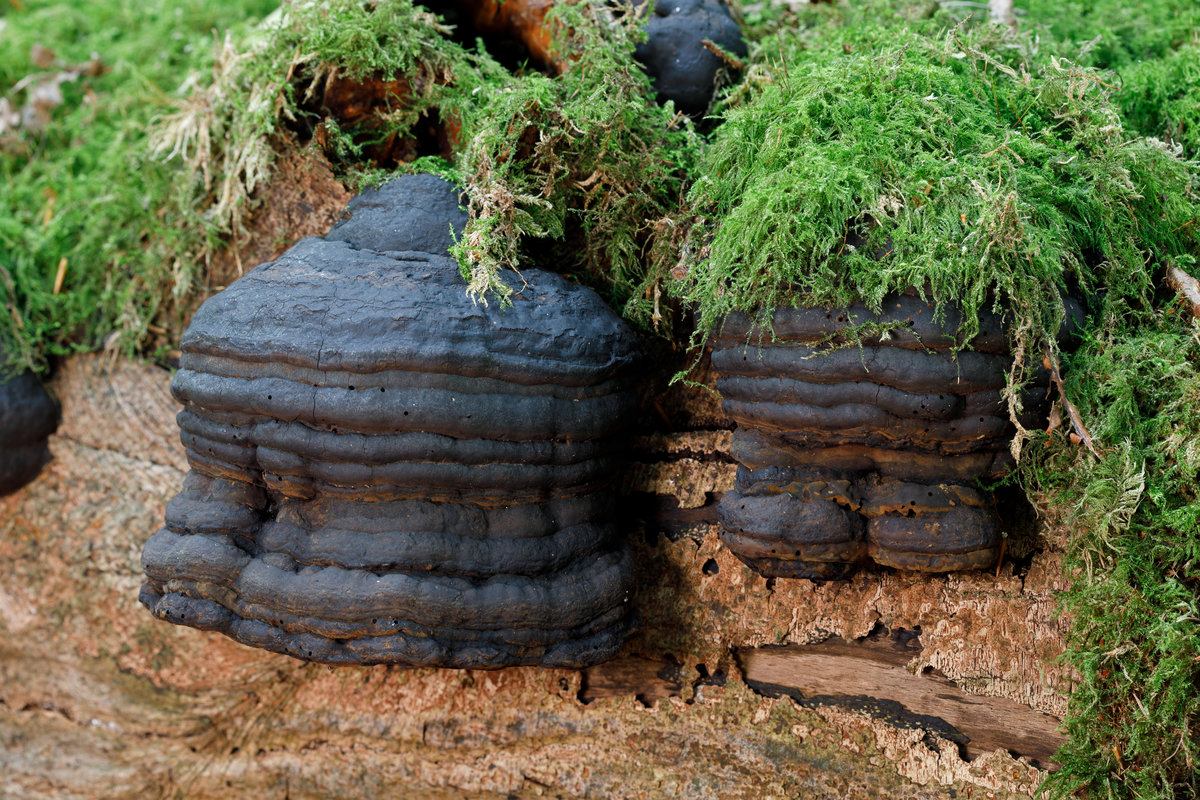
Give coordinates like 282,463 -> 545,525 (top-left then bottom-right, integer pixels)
0,357 -> 58,496
712,292 -> 1064,578
140,175 -> 642,668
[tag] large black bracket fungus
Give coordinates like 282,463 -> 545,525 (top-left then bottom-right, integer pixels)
712,292 -> 1063,578
140,175 -> 643,668
635,0 -> 747,116
0,354 -> 59,496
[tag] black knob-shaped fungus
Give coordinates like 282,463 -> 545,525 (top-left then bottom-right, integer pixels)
635,0 -> 747,116
139,175 -> 643,668
712,292 -> 1057,578
0,354 -> 59,496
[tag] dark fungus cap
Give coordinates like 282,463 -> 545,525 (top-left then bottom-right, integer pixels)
710,292 -> 1059,578
325,173 -> 469,257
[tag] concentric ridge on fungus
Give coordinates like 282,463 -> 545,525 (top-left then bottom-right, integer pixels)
0,353 -> 59,496
712,293 -> 1063,578
140,175 -> 642,668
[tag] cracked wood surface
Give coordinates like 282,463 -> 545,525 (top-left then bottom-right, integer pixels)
0,353 -> 1070,798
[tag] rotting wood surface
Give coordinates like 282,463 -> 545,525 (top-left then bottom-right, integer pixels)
0,353 -> 1071,799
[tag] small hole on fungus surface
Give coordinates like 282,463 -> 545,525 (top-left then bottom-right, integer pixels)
701,558 -> 719,576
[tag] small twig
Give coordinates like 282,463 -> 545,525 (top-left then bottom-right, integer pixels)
1043,345 -> 1100,457
1165,264 -> 1200,320
701,39 -> 744,72
52,257 -> 67,295
954,26 -> 1019,79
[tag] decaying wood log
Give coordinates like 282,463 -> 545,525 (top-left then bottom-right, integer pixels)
0,349 -> 1071,799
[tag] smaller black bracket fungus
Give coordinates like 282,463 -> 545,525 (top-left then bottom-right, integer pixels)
0,355 -> 59,496
712,292 -> 1056,578
140,175 -> 643,669
635,0 -> 747,116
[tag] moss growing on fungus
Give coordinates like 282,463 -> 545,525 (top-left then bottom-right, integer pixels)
675,22 -> 1198,370
676,6 -> 1200,797
150,0 -> 708,333
446,1 -> 704,328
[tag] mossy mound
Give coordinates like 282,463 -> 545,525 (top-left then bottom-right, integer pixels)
675,22 -> 1199,371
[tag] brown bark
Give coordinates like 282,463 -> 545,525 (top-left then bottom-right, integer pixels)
454,0 -> 560,69
1166,264 -> 1200,320
0,352 -> 1070,799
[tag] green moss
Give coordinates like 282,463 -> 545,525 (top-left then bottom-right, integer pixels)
151,0 -> 481,234
1026,0 -> 1200,69
1019,1 -> 1200,154
1029,301 -> 1200,799
676,22 -> 1198,367
1114,44 -> 1200,157
445,2 -> 703,329
0,0 -> 277,369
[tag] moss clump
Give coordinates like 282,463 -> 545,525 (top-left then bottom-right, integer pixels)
151,0 -> 479,238
1029,0 -> 1200,70
446,2 -> 703,329
1031,299 -> 1200,799
675,22 -> 1198,374
1110,43 -> 1200,157
1019,0 -> 1200,155
0,0 -> 276,369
